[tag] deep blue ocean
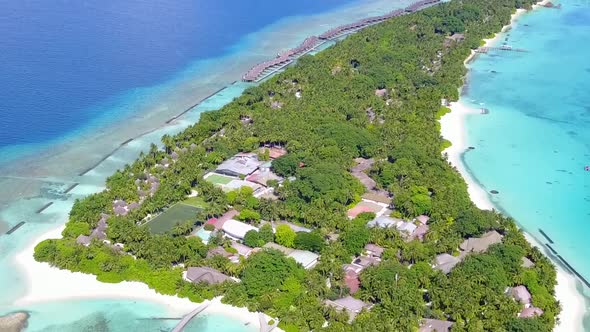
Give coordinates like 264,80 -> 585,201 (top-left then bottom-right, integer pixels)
0,0 -> 353,150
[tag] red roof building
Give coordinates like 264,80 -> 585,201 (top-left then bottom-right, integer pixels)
344,270 -> 360,294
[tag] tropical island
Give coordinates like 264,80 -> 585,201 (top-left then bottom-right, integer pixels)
33,0 -> 561,330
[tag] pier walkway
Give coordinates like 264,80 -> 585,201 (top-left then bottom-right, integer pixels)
476,46 -> 528,53
242,0 -> 441,82
170,302 -> 211,332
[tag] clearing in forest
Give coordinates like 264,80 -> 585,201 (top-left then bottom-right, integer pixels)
145,203 -> 201,234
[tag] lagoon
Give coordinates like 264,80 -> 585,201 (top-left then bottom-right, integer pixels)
458,0 -> 590,328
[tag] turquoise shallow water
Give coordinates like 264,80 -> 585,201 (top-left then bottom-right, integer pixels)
8,300 -> 254,332
461,0 -> 590,325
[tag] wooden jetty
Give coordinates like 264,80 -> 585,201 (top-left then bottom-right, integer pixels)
63,183 -> 79,194
78,138 -> 134,176
6,221 -> 26,235
36,202 -> 54,214
171,302 -> 211,332
475,46 -> 528,53
242,0 -> 442,82
539,228 -> 554,244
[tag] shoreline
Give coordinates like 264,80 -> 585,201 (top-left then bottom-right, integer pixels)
12,225 -> 280,331
439,1 -> 586,331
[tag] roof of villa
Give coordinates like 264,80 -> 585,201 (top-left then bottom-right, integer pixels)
186,267 -> 232,284
459,230 -> 503,253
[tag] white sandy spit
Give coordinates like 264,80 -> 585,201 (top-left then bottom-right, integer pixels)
13,225 -> 279,330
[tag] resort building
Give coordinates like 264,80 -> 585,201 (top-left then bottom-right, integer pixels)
344,269 -> 361,294
353,256 -> 380,269
246,161 -> 283,186
263,243 -> 320,269
215,152 -> 263,177
433,253 -> 461,274
113,199 -> 129,216
274,221 -> 312,233
519,307 -> 544,318
415,215 -> 430,225
413,224 -> 429,241
76,214 -> 109,247
459,230 -> 503,253
364,244 -> 384,258
76,235 -> 92,246
231,241 -> 254,258
206,247 -> 233,259
444,33 -> 465,47
367,215 -> 418,237
343,263 -> 363,275
347,199 -> 386,219
258,146 -> 287,159
289,250 -> 320,269
222,179 -> 264,193
210,209 -> 239,230
419,318 -> 454,332
398,221 -> 417,234
374,88 -> 388,98
361,192 -> 391,205
325,296 -> 372,322
510,286 -> 532,304
222,219 -> 259,241
521,257 -> 535,268
184,267 -> 233,285
508,285 -> 544,318
367,215 -> 405,228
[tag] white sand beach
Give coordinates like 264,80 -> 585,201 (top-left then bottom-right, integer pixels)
440,101 -> 586,331
13,225 -> 279,330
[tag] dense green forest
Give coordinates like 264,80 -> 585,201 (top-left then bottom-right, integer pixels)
34,0 -> 560,330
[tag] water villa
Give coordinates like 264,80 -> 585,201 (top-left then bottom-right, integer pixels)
242,0 -> 441,82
